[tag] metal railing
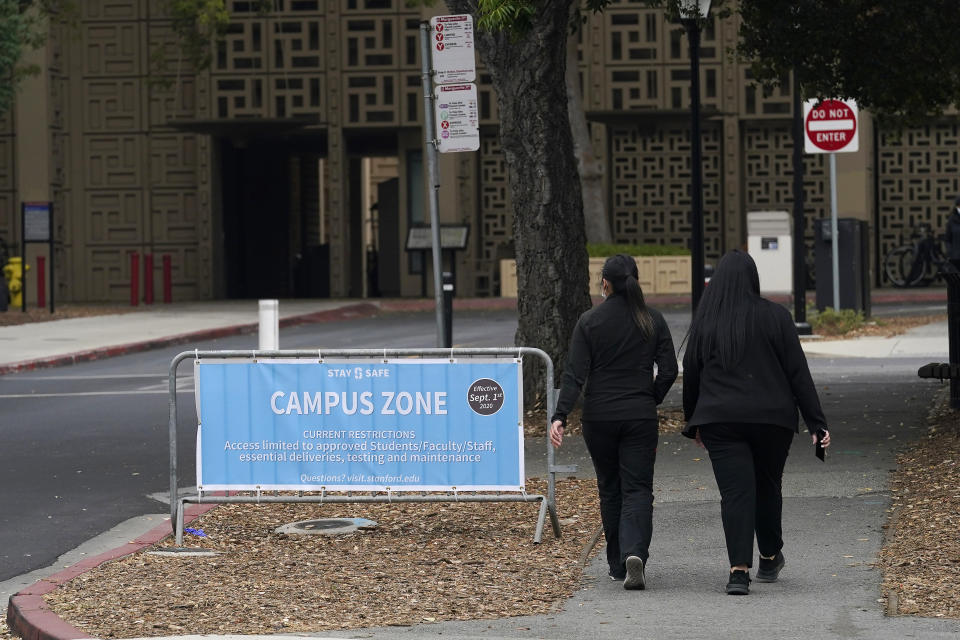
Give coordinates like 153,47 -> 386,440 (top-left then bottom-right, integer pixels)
168,347 -> 567,545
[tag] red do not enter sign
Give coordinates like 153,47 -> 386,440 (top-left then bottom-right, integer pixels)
803,99 -> 859,153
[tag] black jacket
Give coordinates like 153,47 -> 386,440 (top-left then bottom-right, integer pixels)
682,299 -> 827,436
946,209 -> 960,262
552,294 -> 678,425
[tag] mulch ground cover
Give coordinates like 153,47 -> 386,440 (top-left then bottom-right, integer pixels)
39,478 -> 602,638
878,387 -> 960,618
830,314 -> 947,338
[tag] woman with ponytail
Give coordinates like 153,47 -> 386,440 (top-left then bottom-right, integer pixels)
682,250 -> 830,595
549,253 -> 678,590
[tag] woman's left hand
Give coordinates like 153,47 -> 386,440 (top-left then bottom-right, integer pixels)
550,420 -> 564,448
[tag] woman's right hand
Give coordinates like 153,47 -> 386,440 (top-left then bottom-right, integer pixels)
694,427 -> 704,449
550,420 -> 564,448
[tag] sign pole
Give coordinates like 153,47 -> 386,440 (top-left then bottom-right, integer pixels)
791,74 -> 810,332
829,153 -> 840,311
19,203 -> 25,312
803,98 -> 859,313
420,21 -> 445,348
49,202 -> 54,314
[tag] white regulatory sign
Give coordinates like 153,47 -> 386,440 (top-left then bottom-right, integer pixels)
429,14 -> 476,84
434,83 -> 479,153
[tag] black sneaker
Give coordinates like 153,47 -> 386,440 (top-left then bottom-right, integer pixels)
756,551 -> 785,583
609,571 -> 625,581
623,555 -> 646,590
726,569 -> 750,595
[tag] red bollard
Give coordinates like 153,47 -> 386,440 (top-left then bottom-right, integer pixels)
36,256 -> 46,309
144,253 -> 154,305
130,252 -> 139,306
162,254 -> 172,303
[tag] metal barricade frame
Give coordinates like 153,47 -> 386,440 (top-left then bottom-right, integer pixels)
168,347 -> 565,545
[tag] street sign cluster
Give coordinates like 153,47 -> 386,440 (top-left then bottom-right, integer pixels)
430,15 -> 479,153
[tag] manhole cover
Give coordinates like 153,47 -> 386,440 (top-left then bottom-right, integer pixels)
275,517 -> 377,536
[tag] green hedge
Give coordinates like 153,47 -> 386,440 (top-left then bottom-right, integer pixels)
586,243 -> 691,257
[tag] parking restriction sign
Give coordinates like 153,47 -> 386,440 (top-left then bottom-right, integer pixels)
429,15 -> 476,84
434,83 -> 479,153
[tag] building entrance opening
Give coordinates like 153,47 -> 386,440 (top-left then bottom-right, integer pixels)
220,139 -> 329,299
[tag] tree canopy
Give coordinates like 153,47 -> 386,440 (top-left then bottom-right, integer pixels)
0,0 -> 75,116
737,0 -> 960,125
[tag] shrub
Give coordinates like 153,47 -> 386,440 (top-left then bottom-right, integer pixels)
809,306 -> 865,336
586,243 -> 690,257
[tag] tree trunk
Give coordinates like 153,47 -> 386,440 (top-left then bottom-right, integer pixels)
444,0 -> 592,406
566,11 -> 611,245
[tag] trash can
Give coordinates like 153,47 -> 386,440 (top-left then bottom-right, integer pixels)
814,217 -> 871,315
746,211 -> 792,294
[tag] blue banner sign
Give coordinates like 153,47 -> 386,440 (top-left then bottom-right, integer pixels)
195,359 -> 524,492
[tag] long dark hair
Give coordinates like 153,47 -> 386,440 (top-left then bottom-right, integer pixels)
602,254 -> 653,339
686,250 -> 761,370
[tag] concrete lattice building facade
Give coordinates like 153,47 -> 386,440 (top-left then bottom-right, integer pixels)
1,0 -> 958,304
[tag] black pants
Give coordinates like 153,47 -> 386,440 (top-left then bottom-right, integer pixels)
698,423 -> 794,568
582,418 -> 658,575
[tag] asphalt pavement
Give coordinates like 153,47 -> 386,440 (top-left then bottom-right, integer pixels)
3,290 -> 960,640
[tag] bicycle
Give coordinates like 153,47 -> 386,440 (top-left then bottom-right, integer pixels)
882,223 -> 951,287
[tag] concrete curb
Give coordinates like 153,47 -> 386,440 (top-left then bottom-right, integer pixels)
6,504 -> 217,640
0,303 -> 380,376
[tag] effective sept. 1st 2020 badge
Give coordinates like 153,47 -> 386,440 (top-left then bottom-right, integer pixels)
467,378 -> 504,415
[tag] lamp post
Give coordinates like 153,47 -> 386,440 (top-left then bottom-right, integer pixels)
679,0 -> 711,314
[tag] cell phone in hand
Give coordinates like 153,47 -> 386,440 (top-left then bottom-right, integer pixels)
815,428 -> 827,461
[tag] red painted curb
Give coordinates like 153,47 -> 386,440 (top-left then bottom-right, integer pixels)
6,504 -> 218,640
0,303 -> 380,376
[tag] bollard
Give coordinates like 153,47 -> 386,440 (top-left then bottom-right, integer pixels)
162,254 -> 172,303
258,299 -> 279,350
442,271 -> 454,349
36,256 -> 45,309
144,253 -> 154,305
130,252 -> 139,307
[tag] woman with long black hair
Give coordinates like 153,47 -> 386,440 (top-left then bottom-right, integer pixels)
549,254 -> 678,590
682,250 -> 831,595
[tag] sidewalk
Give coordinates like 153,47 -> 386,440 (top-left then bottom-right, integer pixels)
3,290 -> 958,640
0,297 -> 519,374
801,319 -> 950,358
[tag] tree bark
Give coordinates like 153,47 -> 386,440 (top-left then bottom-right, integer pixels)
566,11 -> 610,245
444,0 -> 592,405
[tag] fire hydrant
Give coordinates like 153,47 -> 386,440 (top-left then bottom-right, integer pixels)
2,257 -> 28,309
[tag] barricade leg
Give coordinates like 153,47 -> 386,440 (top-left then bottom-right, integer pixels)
534,498 -> 547,544
175,499 -> 186,546
548,501 -> 562,538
